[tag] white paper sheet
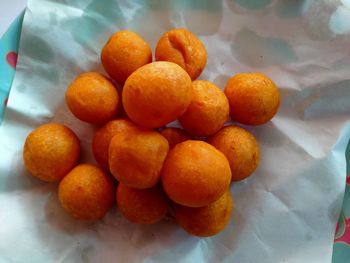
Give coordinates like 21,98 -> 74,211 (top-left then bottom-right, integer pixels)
1,0 -> 350,262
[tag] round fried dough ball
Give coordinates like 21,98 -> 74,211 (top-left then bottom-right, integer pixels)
117,183 -> 169,224
23,123 -> 80,182
65,72 -> 119,124
179,80 -> 229,136
101,30 -> 152,84
208,125 -> 260,181
174,191 -> 233,237
155,28 -> 207,80
58,164 -> 115,221
224,73 -> 280,125
122,61 -> 192,128
162,140 -> 231,207
92,119 -> 136,171
159,127 -> 191,149
109,127 -> 169,189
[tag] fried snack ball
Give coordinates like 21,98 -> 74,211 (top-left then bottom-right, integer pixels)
109,127 -> 169,189
208,125 -> 260,181
122,61 -> 192,128
92,119 -> 136,171
155,28 -> 207,80
174,191 -> 233,237
58,164 -> 115,221
23,123 -> 80,182
162,140 -> 231,207
101,30 -> 152,84
159,127 -> 191,149
65,72 -> 119,124
117,183 -> 169,224
179,80 -> 229,136
224,73 -> 280,125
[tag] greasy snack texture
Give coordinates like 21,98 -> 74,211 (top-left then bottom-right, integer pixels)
58,164 -> 115,221
92,119 -> 136,171
160,127 -> 191,149
208,125 -> 260,181
162,140 -> 231,207
23,123 -> 80,182
122,61 -> 192,128
174,191 -> 233,237
109,127 -> 169,189
65,72 -> 119,124
155,28 -> 207,80
224,73 -> 280,125
117,183 -> 169,224
179,80 -> 229,136
101,30 -> 152,84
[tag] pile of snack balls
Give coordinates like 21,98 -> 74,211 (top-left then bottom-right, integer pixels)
23,28 -> 280,237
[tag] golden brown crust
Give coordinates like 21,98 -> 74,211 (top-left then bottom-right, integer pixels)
117,183 -> 169,224
65,72 -> 119,124
92,119 -> 136,171
174,191 -> 233,237
161,140 -> 231,207
122,61 -> 192,128
159,127 -> 191,149
179,80 -> 229,136
109,127 -> 169,189
155,28 -> 207,80
101,30 -> 152,84
58,164 -> 115,221
23,123 -> 80,182
224,73 -> 280,125
208,125 -> 260,181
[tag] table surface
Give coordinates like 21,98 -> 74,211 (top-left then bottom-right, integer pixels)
0,0 -> 27,37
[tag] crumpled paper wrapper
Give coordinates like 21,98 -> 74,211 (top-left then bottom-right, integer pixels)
1,0 -> 350,262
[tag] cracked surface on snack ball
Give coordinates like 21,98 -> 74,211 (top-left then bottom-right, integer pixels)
109,127 -> 169,189
155,28 -> 207,80
179,80 -> 229,136
92,119 -> 137,171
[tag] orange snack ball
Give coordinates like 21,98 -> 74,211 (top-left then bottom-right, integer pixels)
155,28 -> 207,80
109,127 -> 169,189
208,125 -> 260,181
65,72 -> 119,124
162,140 -> 231,207
122,61 -> 192,128
117,183 -> 169,224
159,127 -> 191,149
58,164 -> 114,221
174,191 -> 233,237
224,73 -> 280,125
101,30 -> 152,84
179,80 -> 229,136
23,123 -> 80,182
92,119 -> 136,171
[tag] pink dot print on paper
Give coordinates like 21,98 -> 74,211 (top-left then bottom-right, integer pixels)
6,52 -> 18,69
335,218 -> 350,246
